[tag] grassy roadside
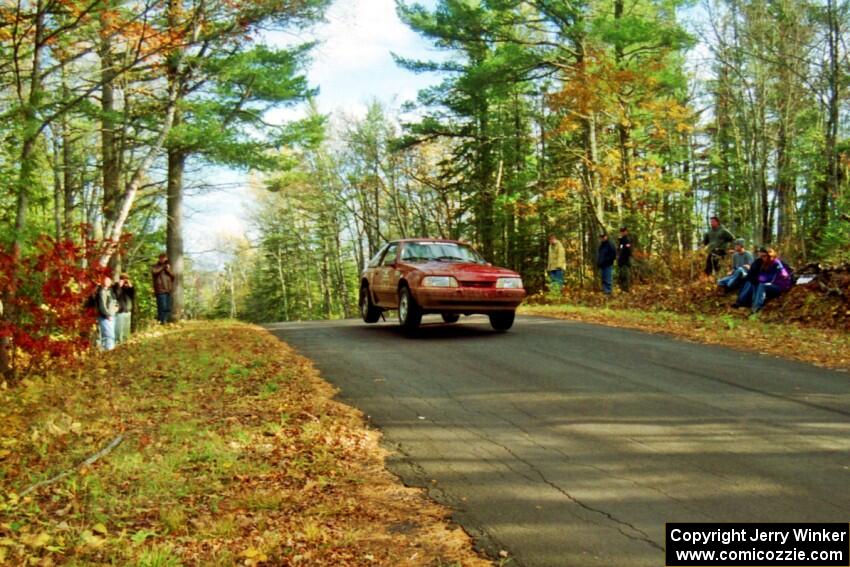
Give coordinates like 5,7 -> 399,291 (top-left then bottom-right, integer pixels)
521,303 -> 850,371
0,321 -> 492,566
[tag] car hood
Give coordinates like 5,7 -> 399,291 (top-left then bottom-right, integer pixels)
413,261 -> 520,279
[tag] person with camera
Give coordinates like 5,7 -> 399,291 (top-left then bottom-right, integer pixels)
96,274 -> 118,351
112,273 -> 135,343
151,253 -> 175,324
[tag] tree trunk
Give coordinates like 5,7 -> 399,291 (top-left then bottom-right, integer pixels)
166,144 -> 185,322
682,135 -> 696,252
100,86 -> 179,264
13,0 -> 46,255
320,238 -> 332,318
304,276 -> 313,314
476,107 -> 495,259
100,13 -> 120,226
52,136 -> 63,237
228,266 -> 236,319
333,228 -> 352,317
585,110 -> 605,230
775,118 -> 795,246
61,62 -> 76,236
614,0 -> 634,215
815,0 -> 840,247
275,245 -> 289,321
773,0 -> 800,252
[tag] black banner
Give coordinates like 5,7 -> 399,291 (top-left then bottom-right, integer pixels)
666,523 -> 849,566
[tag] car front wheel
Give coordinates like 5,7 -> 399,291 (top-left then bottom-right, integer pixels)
398,287 -> 422,330
489,311 -> 515,331
360,286 -> 381,323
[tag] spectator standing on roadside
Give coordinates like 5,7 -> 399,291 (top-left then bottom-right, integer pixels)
547,235 -> 566,292
617,227 -> 632,292
702,216 -> 735,276
112,273 -> 135,344
96,275 -> 118,351
717,239 -> 753,292
151,253 -> 175,324
597,233 -> 617,295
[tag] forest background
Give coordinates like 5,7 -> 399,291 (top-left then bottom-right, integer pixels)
1,0 -> 849,336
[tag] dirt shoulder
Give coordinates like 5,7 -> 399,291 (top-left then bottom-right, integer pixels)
521,303 -> 850,371
0,321 -> 491,566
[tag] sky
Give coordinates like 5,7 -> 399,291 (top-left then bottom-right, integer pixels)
184,0 -> 442,269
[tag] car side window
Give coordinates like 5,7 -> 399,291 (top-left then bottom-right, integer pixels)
381,244 -> 399,266
367,244 -> 388,268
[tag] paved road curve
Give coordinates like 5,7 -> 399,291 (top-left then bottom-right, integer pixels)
266,316 -> 850,567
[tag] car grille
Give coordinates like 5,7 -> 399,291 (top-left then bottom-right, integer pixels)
459,281 -> 495,288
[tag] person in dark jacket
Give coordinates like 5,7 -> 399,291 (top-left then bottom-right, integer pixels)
702,216 -> 735,276
617,227 -> 632,292
112,273 -> 135,344
597,233 -> 617,295
733,247 -> 793,313
96,275 -> 117,351
151,254 -> 175,324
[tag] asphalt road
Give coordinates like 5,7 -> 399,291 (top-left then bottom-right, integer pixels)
266,315 -> 850,567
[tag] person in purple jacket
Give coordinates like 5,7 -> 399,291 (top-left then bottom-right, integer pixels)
733,247 -> 793,313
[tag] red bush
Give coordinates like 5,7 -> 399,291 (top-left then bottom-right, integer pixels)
0,231 -> 120,379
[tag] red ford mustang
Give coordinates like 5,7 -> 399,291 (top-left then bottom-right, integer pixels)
359,239 -> 525,331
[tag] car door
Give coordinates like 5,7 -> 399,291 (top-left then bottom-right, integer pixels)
363,243 -> 388,302
373,243 -> 399,306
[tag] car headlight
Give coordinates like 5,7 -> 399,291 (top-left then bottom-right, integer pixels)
496,277 -> 523,289
422,276 -> 458,287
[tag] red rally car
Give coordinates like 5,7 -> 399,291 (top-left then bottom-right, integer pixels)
359,239 -> 526,331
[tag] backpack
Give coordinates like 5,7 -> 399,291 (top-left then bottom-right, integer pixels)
776,260 -> 796,288
781,261 -> 795,283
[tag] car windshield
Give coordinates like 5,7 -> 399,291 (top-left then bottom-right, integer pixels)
401,242 -> 486,264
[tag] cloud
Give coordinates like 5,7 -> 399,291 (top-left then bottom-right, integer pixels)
311,0 -> 420,72
263,0 -> 443,116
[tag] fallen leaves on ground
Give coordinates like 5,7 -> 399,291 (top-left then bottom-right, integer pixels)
521,301 -> 850,371
0,321 -> 491,566
528,265 -> 850,332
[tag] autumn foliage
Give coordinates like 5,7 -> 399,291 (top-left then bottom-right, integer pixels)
0,231 -> 117,380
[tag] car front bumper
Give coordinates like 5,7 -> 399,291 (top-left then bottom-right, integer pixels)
413,287 -> 525,313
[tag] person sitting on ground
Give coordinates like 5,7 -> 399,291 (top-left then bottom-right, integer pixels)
717,239 -> 753,292
702,215 -> 735,277
597,232 -> 617,295
733,247 -> 792,313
